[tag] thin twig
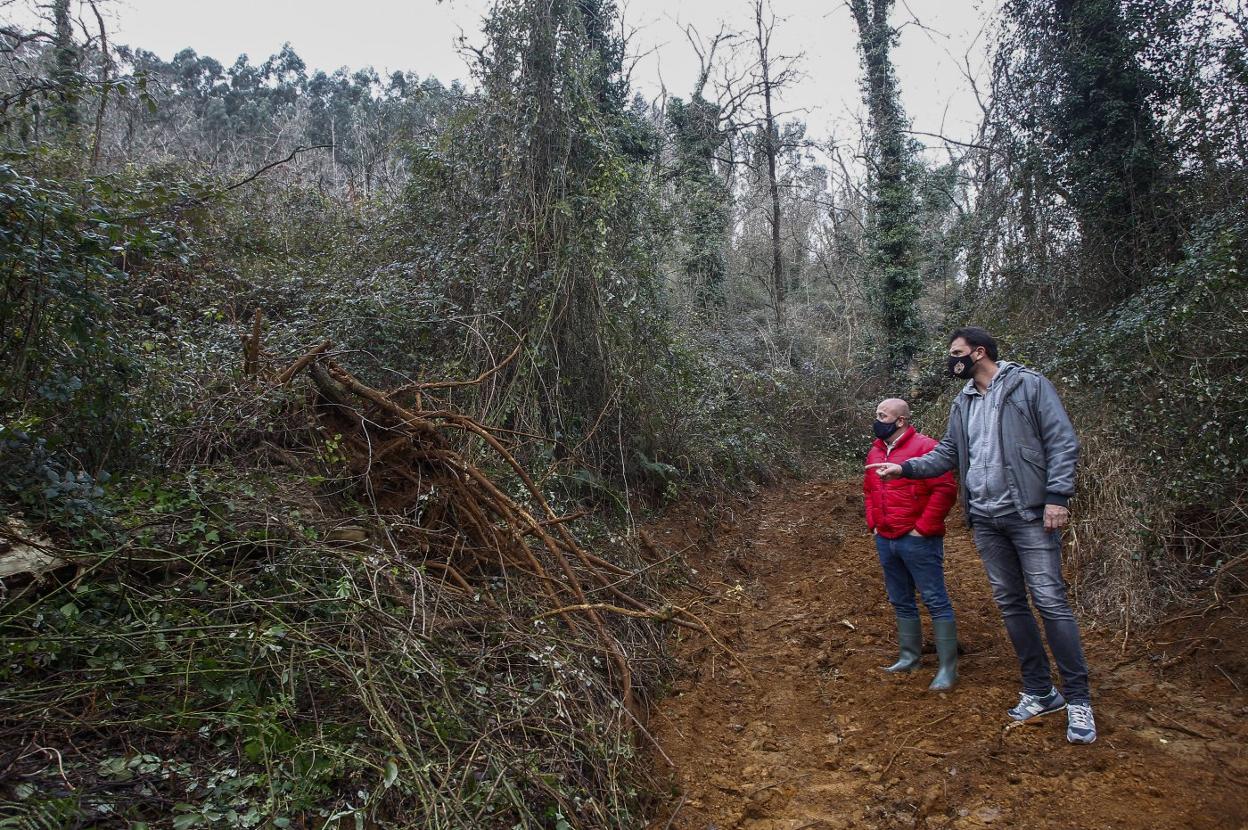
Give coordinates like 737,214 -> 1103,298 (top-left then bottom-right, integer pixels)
220,145 -> 334,195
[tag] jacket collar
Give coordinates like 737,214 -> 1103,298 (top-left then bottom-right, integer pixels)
961,361 -> 1023,399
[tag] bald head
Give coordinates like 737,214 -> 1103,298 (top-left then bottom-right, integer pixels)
872,398 -> 911,443
876,398 -> 911,421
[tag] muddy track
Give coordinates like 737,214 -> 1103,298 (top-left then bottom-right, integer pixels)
645,481 -> 1248,830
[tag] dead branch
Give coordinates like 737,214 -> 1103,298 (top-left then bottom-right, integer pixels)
276,340 -> 333,385
220,144 -> 334,196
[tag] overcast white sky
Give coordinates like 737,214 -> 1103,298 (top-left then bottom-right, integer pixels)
7,0 -> 997,149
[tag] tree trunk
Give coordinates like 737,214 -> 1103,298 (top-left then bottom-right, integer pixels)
756,0 -> 785,326
850,0 -> 920,373
52,0 -> 79,139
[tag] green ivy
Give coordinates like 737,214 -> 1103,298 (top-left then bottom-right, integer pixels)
0,159 -> 184,519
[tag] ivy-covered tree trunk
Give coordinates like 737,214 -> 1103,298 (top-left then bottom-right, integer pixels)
850,0 -> 921,373
668,94 -> 730,310
1000,0 -> 1179,300
521,0 -> 641,462
51,0 -> 79,138
407,0 -> 663,474
1049,0 -> 1177,287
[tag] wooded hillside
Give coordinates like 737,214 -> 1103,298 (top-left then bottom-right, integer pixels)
1,1 -> 1245,827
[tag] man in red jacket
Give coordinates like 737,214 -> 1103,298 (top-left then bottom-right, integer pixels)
863,398 -> 960,690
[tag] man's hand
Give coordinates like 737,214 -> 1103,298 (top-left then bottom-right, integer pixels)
907,529 -> 924,537
865,462 -> 904,481
1044,504 -> 1070,531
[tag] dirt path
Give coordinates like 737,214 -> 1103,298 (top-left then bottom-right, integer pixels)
645,481 -> 1248,830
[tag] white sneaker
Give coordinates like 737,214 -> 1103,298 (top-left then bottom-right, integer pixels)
1066,702 -> 1097,744
1007,687 -> 1067,721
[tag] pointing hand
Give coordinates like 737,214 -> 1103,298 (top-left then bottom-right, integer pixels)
865,462 -> 903,481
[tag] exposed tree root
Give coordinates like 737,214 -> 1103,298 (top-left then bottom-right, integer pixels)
279,351 -> 727,713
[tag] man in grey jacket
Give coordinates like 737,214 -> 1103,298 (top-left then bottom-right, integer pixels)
867,327 -> 1096,744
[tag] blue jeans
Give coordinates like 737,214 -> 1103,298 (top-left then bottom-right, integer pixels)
875,533 -> 954,621
972,512 -> 1091,704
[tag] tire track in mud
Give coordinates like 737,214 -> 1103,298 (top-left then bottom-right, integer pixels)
645,481 -> 1248,830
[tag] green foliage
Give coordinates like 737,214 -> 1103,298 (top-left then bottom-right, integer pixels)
1049,207 -> 1248,506
629,337 -> 792,491
49,0 -> 80,136
997,0 -> 1182,299
1,464 -> 657,828
0,159 -> 184,518
667,95 -> 730,309
403,0 -> 681,483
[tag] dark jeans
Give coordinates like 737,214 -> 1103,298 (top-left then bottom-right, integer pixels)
972,512 -> 1091,704
875,533 -> 954,621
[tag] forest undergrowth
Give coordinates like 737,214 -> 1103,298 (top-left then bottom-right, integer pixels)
3,0 -> 1248,826
2,335 -> 696,828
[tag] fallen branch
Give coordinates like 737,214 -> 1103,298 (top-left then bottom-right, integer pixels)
534,602 -> 694,628
1146,710 -> 1215,741
883,712 -> 956,778
637,528 -> 664,562
0,520 -> 68,579
276,340 -> 333,385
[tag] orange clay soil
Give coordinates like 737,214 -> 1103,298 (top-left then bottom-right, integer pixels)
643,481 -> 1248,830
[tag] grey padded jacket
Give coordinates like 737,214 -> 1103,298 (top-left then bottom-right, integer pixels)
900,367 -> 1080,525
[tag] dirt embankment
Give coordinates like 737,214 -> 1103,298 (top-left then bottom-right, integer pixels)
645,481 -> 1248,830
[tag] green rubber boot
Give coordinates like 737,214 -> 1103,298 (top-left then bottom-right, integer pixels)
928,618 -> 958,691
882,617 -> 922,673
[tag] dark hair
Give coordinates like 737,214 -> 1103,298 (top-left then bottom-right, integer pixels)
949,326 -> 998,361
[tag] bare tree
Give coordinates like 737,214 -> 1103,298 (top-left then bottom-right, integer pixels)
707,1 -> 802,326
754,0 -> 786,324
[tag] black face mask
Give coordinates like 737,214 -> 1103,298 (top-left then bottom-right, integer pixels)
946,352 -> 978,379
873,418 -> 901,440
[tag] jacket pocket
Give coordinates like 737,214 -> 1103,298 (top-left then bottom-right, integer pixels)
1014,446 -> 1047,502
1019,446 -> 1045,467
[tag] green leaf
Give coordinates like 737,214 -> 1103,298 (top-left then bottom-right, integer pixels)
383,758 -> 399,788
171,814 -> 203,830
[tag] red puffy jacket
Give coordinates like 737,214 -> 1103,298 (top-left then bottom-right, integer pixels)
863,427 -> 958,539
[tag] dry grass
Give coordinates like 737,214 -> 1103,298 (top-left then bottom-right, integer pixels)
1067,431 -> 1248,627
1065,433 -> 1164,626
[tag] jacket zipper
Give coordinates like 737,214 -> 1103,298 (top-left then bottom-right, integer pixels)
962,372 -> 1024,521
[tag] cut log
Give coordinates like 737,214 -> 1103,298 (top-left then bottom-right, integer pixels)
0,519 -> 68,579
